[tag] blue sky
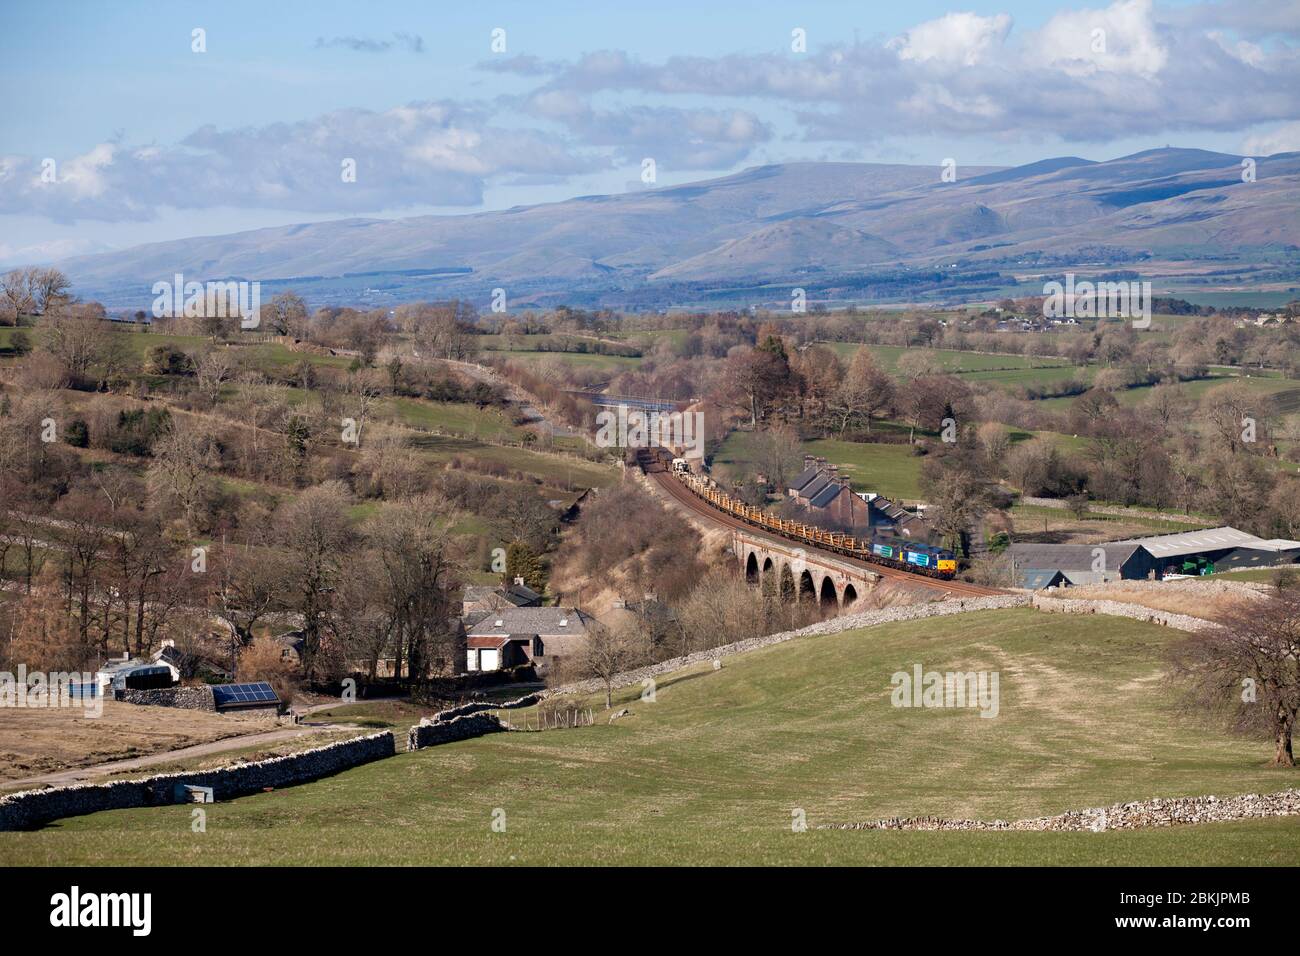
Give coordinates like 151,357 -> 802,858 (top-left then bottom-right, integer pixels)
2,0 -> 1298,264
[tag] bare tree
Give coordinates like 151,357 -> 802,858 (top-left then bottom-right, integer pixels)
275,481 -> 355,677
0,268 -> 35,324
831,347 -> 894,434
577,621 -> 640,708
29,267 -> 71,315
40,306 -> 117,381
147,421 -> 219,532
194,350 -> 235,407
1170,590 -> 1300,767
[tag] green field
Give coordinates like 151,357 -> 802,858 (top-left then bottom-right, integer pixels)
713,430 -> 924,501
383,397 -> 521,441
408,435 -> 617,490
5,608 -> 1296,865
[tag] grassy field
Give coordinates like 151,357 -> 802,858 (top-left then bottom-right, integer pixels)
5,608 -> 1296,865
0,702 -> 269,786
714,430 -> 924,501
383,397 -> 521,441
408,435 -> 618,490
1010,504 -> 1210,541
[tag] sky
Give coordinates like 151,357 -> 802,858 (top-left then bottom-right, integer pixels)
1,0 -> 1299,266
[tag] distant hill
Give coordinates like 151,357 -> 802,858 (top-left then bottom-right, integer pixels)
56,149 -> 1300,309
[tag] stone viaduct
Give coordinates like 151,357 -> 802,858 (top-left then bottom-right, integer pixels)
734,529 -> 880,613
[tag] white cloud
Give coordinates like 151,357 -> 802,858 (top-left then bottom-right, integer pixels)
0,101 -> 603,221
1029,0 -> 1168,77
890,12 -> 1013,68
1243,121 -> 1300,155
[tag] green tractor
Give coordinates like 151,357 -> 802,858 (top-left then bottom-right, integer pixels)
1177,555 -> 1215,576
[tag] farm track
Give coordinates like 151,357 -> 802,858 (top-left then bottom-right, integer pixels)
644,465 -> 1003,600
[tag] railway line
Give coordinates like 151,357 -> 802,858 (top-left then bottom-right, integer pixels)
642,457 -> 1003,600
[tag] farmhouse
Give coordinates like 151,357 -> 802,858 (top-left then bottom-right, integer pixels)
787,457 -> 870,530
788,457 -> 929,538
464,606 -> 594,673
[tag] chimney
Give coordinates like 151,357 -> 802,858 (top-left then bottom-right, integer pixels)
513,576 -> 525,587
803,454 -> 816,469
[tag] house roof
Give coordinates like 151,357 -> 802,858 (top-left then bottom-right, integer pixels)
1112,527 -> 1285,558
502,582 -> 542,605
1019,569 -> 1068,590
789,464 -> 824,492
809,481 -> 847,509
463,582 -> 542,609
466,607 -> 593,638
801,474 -> 836,499
1009,543 -> 1145,571
467,635 -> 510,649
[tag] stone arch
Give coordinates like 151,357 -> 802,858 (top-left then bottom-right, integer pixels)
760,555 -> 778,598
842,582 -> 858,610
818,576 -> 838,612
779,563 -> 796,602
798,569 -> 817,602
745,551 -> 759,583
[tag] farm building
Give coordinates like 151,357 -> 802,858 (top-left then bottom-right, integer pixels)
1008,543 -> 1158,588
461,577 -> 543,616
1018,569 -> 1070,590
464,606 -> 594,673
95,655 -> 180,697
211,682 -> 282,719
1111,527 -> 1300,576
863,493 -> 931,540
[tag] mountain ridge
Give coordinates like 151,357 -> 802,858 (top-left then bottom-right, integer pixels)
52,148 -> 1300,309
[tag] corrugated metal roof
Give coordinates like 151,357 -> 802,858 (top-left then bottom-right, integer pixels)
1112,526 -> 1274,557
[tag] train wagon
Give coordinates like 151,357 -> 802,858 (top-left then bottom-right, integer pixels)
665,465 -> 958,581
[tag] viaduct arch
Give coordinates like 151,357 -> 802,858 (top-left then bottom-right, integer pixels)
733,530 -> 879,614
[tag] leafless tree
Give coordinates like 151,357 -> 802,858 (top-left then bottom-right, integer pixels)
1169,590 -> 1300,767
577,621 -> 640,708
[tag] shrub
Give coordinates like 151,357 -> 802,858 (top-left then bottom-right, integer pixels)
64,418 -> 89,448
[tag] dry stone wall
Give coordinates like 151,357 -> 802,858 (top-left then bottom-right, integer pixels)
121,686 -> 216,710
1031,594 -> 1216,632
433,691 -> 542,722
820,789 -> 1300,832
548,594 -> 1031,698
407,713 -> 504,751
0,731 -> 395,831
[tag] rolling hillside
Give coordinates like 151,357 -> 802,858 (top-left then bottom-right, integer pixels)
5,608 -> 1296,865
55,149 -> 1300,309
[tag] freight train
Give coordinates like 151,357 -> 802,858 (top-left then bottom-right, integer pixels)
657,454 -> 957,580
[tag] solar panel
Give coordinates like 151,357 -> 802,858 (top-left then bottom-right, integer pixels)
212,682 -> 280,706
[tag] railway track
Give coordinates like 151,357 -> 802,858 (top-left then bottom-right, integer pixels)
645,464 -> 1004,600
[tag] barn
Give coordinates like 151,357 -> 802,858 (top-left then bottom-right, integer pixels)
1111,527 -> 1300,576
